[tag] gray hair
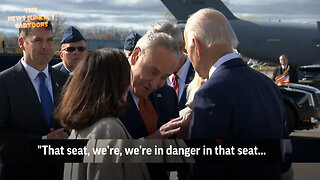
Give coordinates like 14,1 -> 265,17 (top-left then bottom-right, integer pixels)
136,32 -> 180,60
185,8 -> 238,48
147,22 -> 184,44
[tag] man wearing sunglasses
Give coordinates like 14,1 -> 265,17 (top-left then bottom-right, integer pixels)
123,32 -> 141,59
55,26 -> 87,74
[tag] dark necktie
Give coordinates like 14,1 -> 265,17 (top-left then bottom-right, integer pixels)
139,97 -> 158,135
172,74 -> 179,96
38,72 -> 53,126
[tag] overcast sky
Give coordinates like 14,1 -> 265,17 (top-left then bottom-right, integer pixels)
0,0 -> 319,36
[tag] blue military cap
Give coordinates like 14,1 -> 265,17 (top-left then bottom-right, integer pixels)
60,26 -> 86,44
124,33 -> 142,51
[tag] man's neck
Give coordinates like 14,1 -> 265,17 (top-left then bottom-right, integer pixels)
200,45 -> 233,79
23,57 -> 47,72
176,53 -> 188,73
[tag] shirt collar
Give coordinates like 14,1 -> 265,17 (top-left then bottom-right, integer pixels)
129,88 -> 140,109
168,56 -> 191,83
176,57 -> 191,83
21,58 -> 50,80
62,61 -> 71,73
209,53 -> 238,78
281,64 -> 288,69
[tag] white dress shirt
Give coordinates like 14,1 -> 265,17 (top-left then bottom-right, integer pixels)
21,59 -> 54,103
209,53 -> 239,78
130,89 -> 140,110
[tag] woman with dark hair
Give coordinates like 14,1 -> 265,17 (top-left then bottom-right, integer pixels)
55,48 -> 150,180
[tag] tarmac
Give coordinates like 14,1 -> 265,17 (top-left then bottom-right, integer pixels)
290,126 -> 320,180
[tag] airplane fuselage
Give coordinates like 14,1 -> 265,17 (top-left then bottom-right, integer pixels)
232,20 -> 320,66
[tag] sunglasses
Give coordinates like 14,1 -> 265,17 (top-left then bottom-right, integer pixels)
62,46 -> 87,52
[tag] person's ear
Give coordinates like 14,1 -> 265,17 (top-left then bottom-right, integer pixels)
59,45 -> 64,59
59,51 -> 64,59
130,47 -> 141,65
193,38 -> 202,57
179,42 -> 185,53
18,37 -> 25,50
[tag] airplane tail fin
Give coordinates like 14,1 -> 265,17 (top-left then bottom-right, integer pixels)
161,0 -> 238,21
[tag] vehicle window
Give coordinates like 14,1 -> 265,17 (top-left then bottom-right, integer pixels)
298,68 -> 320,80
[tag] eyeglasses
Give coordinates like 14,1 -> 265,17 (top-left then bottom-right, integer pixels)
62,46 -> 87,52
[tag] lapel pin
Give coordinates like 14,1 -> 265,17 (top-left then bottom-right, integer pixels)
156,93 -> 162,98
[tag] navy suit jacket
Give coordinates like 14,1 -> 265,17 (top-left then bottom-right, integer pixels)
178,63 -> 194,110
189,58 -> 286,179
53,62 -> 69,74
120,85 -> 179,139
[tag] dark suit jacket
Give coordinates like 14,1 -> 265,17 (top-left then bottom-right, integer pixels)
0,61 -> 68,180
189,58 -> 286,180
120,85 -> 179,139
272,64 -> 297,83
53,61 -> 69,74
0,61 -> 68,139
178,63 -> 194,111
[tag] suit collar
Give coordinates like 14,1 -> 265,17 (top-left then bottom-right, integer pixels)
15,61 -> 61,102
176,58 -> 191,84
127,88 -> 163,112
12,61 -> 65,129
49,67 -> 63,105
211,57 -> 246,78
209,53 -> 239,78
185,58 -> 195,84
129,89 -> 139,109
20,58 -> 50,80
13,61 -> 48,126
60,64 -> 70,74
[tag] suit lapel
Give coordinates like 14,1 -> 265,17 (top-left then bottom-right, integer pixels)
49,67 -> 61,106
60,65 -> 70,74
179,64 -> 194,110
49,67 -> 69,129
185,64 -> 195,84
14,62 -> 48,128
123,93 -> 149,137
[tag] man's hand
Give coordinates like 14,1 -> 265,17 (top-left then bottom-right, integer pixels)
47,128 -> 69,139
146,117 -> 183,139
177,113 -> 193,139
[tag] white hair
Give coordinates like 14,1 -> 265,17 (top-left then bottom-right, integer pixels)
185,8 -> 238,49
136,32 -> 180,60
147,22 -> 184,44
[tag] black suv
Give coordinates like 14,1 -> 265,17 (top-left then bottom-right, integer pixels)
279,83 -> 320,133
298,64 -> 320,90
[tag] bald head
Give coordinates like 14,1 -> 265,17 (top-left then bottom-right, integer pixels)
185,8 -> 238,49
184,8 -> 238,78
